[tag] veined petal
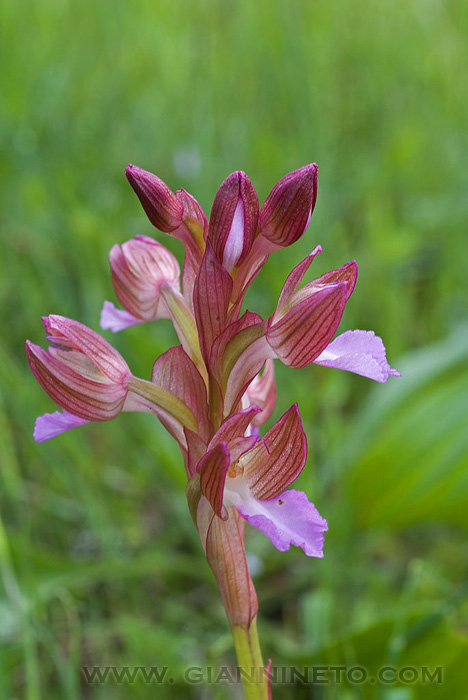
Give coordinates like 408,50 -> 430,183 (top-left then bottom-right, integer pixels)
100,301 -> 144,332
314,330 -> 401,382
26,341 -> 128,421
209,311 -> 265,384
201,501 -> 258,627
209,406 -> 261,450
34,411 -> 89,442
275,246 -> 322,316
209,171 -> 259,272
198,442 -> 231,518
267,282 -> 348,368
126,164 -> 184,232
225,435 -> 258,463
193,242 -> 233,362
314,260 -> 358,301
259,164 -> 318,247
226,484 -> 327,557
208,310 -> 271,419
159,286 -> 207,382
109,237 -> 180,322
240,404 -> 306,500
184,428 -> 207,478
42,315 -> 130,383
245,360 -> 276,427
223,335 -> 273,418
173,188 -> 207,305
151,345 -> 211,441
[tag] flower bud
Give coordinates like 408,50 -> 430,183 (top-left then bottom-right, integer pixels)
259,164 -> 318,246
109,235 -> 180,322
26,316 -> 131,421
209,171 -> 259,272
126,164 -> 184,232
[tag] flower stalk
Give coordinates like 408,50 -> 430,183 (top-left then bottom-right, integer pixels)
232,620 -> 270,700
27,162 -> 400,698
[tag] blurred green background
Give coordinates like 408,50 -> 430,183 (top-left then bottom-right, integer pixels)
1,0 -> 467,698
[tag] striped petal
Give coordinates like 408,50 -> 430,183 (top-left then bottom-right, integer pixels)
240,405 -> 306,500
267,283 -> 348,368
193,241 -> 233,362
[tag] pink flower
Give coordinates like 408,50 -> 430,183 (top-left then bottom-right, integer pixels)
194,405 -> 327,558
28,163 -> 400,573
26,315 -> 132,422
28,162 -> 401,668
100,235 -> 180,332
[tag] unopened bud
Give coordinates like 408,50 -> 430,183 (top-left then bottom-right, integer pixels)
259,164 -> 318,246
126,164 -> 184,232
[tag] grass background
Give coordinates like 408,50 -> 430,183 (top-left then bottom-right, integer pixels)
1,0 -> 467,698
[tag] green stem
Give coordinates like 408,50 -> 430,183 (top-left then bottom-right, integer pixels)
232,618 -> 270,699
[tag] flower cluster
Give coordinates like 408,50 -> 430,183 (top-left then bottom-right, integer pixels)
27,163 -> 399,629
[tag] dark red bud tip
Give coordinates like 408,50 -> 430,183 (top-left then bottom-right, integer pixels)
126,164 -> 184,233
259,163 -> 318,247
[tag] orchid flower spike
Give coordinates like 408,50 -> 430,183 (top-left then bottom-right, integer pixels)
28,161 -> 400,696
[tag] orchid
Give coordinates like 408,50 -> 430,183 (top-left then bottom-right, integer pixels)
27,162 -> 399,699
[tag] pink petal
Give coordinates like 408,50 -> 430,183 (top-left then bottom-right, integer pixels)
209,171 -> 259,272
223,335 -> 273,418
241,404 -> 307,500
314,260 -> 358,300
209,406 -> 261,450
209,310 -> 265,383
275,246 -> 322,314
34,411 -> 89,442
245,359 -> 277,426
100,301 -> 144,332
184,428 -> 207,477
233,488 -> 328,557
126,164 -> 184,232
151,345 -> 212,441
42,315 -> 130,382
313,330 -> 401,382
173,188 -> 207,306
109,237 -> 179,322
267,282 -> 348,368
198,442 -> 231,518
201,502 -> 258,627
26,341 -> 128,421
259,164 -> 318,247
193,241 -> 233,362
